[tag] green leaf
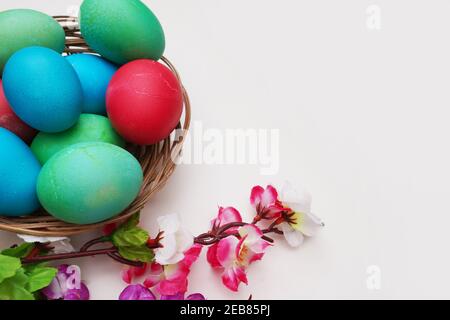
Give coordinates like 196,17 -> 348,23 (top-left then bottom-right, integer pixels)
0,254 -> 21,283
0,269 -> 34,300
112,227 -> 149,248
123,212 -> 140,229
23,262 -> 50,273
1,243 -> 35,258
118,246 -> 154,262
25,266 -> 57,293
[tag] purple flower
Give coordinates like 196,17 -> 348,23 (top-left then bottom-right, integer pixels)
160,293 -> 206,300
42,264 -> 89,300
119,284 -> 156,300
186,293 -> 206,300
119,285 -> 205,300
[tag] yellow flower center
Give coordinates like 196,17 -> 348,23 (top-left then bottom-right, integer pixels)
290,212 -> 304,231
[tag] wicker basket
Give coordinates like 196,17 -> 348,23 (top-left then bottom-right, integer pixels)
0,16 -> 191,237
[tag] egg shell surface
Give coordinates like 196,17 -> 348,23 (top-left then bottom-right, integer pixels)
106,59 -> 183,145
66,54 -> 118,115
37,142 -> 143,225
0,79 -> 37,143
31,114 -> 125,164
0,128 -> 41,217
79,0 -> 165,64
0,9 -> 65,73
2,46 -> 83,133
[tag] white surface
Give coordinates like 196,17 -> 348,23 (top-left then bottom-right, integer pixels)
1,0 -> 450,299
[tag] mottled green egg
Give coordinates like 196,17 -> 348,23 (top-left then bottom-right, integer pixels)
37,142 -> 143,225
31,114 -> 125,164
0,9 -> 65,73
79,0 -> 165,64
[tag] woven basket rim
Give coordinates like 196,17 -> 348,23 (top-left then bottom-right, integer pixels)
0,16 -> 191,237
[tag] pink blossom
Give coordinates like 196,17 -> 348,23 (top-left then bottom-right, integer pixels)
121,244 -> 202,297
250,185 -> 289,220
207,223 -> 271,292
211,206 -> 242,231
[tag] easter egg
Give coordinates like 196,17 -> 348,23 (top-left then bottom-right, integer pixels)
66,54 -> 118,115
31,114 -> 125,164
0,128 -> 41,217
0,79 -> 37,143
2,46 -> 82,133
79,0 -> 165,64
37,142 -> 143,224
106,60 -> 183,145
0,9 -> 65,73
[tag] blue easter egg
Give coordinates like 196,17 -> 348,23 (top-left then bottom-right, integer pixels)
0,128 -> 41,216
66,54 -> 117,115
2,46 -> 82,133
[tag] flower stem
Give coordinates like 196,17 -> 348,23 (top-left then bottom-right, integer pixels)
21,220 -> 284,265
22,247 -> 118,264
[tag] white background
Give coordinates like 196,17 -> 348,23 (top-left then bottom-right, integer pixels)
1,0 -> 450,299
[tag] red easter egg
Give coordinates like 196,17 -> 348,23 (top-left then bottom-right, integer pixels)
106,59 -> 183,145
0,79 -> 37,143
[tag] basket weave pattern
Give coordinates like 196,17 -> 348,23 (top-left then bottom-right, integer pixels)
0,16 -> 191,236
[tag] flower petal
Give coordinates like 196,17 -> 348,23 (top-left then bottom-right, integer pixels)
121,268 -> 133,284
119,284 -> 156,300
132,263 -> 148,277
41,277 -> 64,300
280,222 -> 304,247
149,262 -> 164,275
217,207 -> 242,226
236,233 -> 268,266
50,239 -> 75,254
63,283 -> 90,300
238,225 -> 270,254
186,293 -> 206,300
221,266 -> 247,292
217,236 -> 240,268
17,234 -> 68,243
154,233 -> 178,265
158,270 -> 188,296
262,185 -> 279,207
251,185 -> 279,208
182,244 -> 202,269
175,228 -> 194,254
280,182 -> 312,213
159,252 -> 185,266
161,293 -> 185,300
207,244 -> 221,268
239,224 -> 263,239
250,185 -> 285,218
250,185 -> 265,207
157,213 -> 180,234
143,274 -> 162,288
297,211 -> 324,236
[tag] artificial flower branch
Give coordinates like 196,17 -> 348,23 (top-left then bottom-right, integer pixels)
1,183 -> 324,300
20,219 -> 284,265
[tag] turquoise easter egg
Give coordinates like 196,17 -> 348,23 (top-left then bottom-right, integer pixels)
66,54 -> 118,115
31,114 -> 125,164
2,46 -> 82,133
0,128 -> 41,216
37,142 -> 143,224
80,0 -> 165,64
0,9 -> 65,73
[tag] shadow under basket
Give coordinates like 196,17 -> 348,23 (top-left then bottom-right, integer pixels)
0,16 -> 191,237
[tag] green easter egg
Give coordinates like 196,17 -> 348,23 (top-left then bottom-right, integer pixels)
31,114 -> 125,164
80,0 -> 165,64
0,9 -> 65,73
37,142 -> 143,225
